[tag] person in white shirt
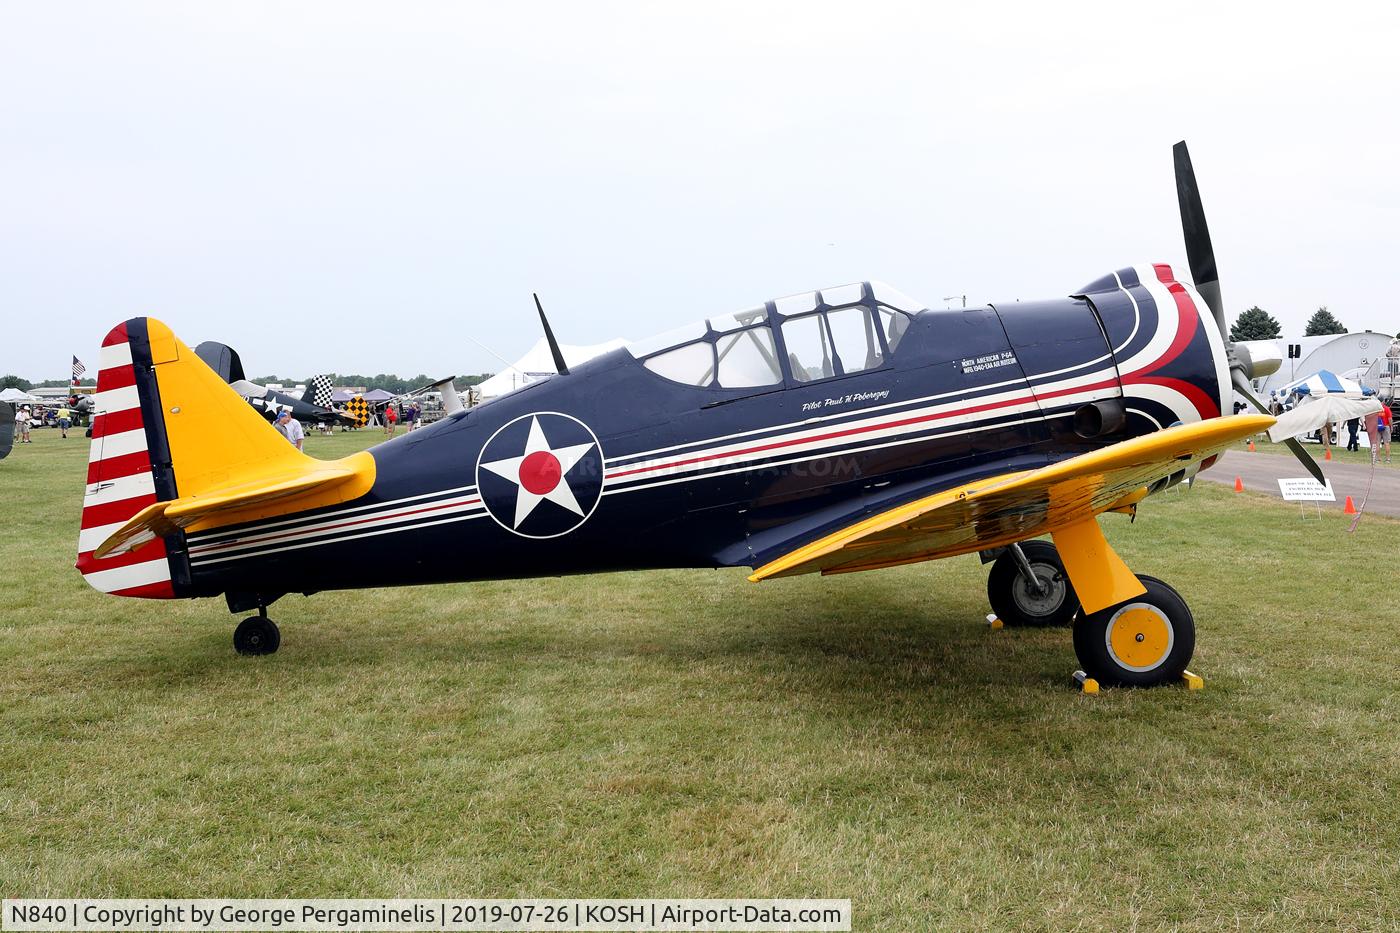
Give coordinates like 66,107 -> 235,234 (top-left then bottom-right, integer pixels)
15,405 -> 32,443
274,409 -> 305,451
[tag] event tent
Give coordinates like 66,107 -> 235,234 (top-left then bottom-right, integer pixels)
0,387 -> 43,404
1266,369 -> 1382,443
363,389 -> 396,402
1276,369 -> 1369,399
477,337 -> 629,401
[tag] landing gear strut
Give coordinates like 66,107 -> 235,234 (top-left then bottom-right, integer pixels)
233,606 -> 281,656
986,541 -> 1079,627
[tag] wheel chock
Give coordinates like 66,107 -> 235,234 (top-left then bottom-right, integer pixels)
1072,670 -> 1099,694
1181,669 -> 1204,690
985,613 -> 1003,630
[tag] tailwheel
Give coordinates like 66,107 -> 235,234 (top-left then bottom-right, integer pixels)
233,615 -> 281,656
987,540 -> 1080,627
1072,575 -> 1195,687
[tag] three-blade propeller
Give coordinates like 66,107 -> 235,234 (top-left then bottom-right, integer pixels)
1173,141 -> 1325,484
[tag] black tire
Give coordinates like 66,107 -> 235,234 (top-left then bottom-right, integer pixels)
1072,575 -> 1195,688
987,540 -> 1080,627
233,616 -> 281,656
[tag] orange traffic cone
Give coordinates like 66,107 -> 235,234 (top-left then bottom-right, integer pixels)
1325,449 -> 1332,461
1344,495 -> 1357,514
1248,439 -> 1256,452
1234,476 -> 1244,493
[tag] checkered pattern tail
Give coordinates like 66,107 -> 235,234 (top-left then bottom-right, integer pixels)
310,374 -> 334,410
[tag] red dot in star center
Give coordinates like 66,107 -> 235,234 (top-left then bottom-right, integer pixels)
519,450 -> 562,494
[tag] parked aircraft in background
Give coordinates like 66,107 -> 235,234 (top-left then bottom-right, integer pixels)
195,341 -> 354,427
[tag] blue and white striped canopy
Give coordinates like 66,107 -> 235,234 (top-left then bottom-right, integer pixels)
1278,369 -> 1370,398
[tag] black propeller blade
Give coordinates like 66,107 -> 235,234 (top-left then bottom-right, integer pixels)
1173,141 -> 1226,338
533,292 -> 570,376
1232,370 -> 1326,484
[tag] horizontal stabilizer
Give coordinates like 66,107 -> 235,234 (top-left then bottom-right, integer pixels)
94,458 -> 373,558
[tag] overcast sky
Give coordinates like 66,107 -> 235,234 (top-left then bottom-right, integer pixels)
2,1 -> 1397,382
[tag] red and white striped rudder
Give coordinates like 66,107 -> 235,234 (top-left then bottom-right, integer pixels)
75,320 -> 178,598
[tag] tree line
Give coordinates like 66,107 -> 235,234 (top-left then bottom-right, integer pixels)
1229,306 -> 1356,341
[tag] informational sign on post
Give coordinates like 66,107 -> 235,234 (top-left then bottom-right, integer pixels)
1277,478 -> 1336,501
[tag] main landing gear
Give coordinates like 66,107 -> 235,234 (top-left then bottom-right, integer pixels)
987,541 -> 1079,627
233,607 -> 281,656
989,521 -> 1197,688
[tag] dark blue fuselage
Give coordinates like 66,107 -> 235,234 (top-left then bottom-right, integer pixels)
179,268 -> 1227,606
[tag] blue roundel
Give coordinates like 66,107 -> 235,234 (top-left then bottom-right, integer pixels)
474,412 -> 605,539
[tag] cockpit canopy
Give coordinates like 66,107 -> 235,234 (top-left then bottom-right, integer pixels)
625,281 -> 926,389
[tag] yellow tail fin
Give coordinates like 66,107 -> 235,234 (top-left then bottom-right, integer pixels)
92,318 -> 375,558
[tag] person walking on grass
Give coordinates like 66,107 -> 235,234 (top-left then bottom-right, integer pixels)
15,406 -> 31,444
1346,416 -> 1360,452
56,404 -> 72,438
275,409 -> 304,451
384,402 -> 398,437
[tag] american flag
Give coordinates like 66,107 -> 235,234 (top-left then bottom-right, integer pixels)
71,356 -> 86,385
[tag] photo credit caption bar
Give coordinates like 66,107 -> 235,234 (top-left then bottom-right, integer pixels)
2,899 -> 851,932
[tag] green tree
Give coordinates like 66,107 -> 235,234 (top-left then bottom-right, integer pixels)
1303,306 -> 1346,336
1,374 -> 33,390
1229,306 -> 1282,341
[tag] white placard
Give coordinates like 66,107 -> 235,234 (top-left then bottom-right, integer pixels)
1277,478 -> 1336,501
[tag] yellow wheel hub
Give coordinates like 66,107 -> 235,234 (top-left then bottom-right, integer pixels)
1106,604 -> 1173,671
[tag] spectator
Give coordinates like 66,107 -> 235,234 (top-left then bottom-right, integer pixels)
56,404 -> 72,439
1346,416 -> 1360,452
1380,403 -> 1393,464
275,410 -> 305,451
16,405 -> 31,443
384,402 -> 398,437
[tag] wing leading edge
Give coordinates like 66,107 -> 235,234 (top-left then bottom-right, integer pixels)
749,414 -> 1275,583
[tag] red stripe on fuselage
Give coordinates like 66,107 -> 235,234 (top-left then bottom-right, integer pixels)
1124,264 -> 1218,419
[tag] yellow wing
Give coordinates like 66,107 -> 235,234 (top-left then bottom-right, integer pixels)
749,414 -> 1274,584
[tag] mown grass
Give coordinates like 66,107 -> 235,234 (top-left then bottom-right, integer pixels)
2,426 -> 1399,930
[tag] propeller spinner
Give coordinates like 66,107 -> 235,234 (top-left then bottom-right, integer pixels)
1172,141 -> 1325,484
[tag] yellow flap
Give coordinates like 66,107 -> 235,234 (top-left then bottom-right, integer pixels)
749,414 -> 1273,581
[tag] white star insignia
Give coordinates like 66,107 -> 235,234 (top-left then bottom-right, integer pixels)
480,416 -> 596,529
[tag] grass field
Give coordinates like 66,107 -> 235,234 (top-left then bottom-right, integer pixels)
1244,436 -> 1395,467
3,425 -> 1399,930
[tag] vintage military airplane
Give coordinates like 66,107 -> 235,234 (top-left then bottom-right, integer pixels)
195,340 -> 354,427
75,143 -> 1317,687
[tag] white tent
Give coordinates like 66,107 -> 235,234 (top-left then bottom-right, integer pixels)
0,387 -> 42,403
476,337 -> 629,401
